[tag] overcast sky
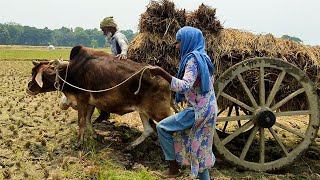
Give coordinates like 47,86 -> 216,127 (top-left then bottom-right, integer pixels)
1,0 -> 319,45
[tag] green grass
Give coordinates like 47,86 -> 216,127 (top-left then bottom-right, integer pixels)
96,161 -> 156,180
71,138 -> 159,180
0,45 -> 110,61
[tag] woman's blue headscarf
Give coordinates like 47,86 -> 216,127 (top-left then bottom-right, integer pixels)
175,26 -> 215,103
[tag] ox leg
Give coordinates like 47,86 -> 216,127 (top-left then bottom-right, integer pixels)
126,113 -> 155,150
85,105 -> 96,138
77,114 -> 86,148
76,103 -> 93,148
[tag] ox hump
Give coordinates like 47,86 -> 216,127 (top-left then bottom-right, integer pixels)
70,45 -> 84,60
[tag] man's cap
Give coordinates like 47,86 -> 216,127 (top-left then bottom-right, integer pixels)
100,16 -> 117,28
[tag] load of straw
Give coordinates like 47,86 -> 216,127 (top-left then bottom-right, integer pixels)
128,0 -> 320,110
139,0 -> 186,35
130,0 -> 223,75
206,29 -> 320,110
186,3 -> 223,35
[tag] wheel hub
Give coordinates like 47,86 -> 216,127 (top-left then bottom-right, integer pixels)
254,108 -> 276,128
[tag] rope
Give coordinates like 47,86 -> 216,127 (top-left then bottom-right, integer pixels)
54,63 -> 69,97
60,64 -> 69,91
55,65 -> 155,95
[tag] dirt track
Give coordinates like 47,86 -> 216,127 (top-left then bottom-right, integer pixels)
0,61 -> 320,179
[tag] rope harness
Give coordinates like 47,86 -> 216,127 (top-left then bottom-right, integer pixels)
54,64 -> 155,95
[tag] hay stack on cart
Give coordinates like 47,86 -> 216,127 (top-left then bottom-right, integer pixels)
128,0 -> 320,172
128,0 -> 320,110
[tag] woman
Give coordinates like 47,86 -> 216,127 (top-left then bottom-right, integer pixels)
150,26 -> 218,179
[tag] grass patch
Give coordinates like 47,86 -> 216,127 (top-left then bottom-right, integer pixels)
79,139 -> 158,180
0,45 -> 110,61
95,161 -> 155,180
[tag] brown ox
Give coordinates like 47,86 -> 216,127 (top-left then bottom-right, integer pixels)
26,45 -> 173,149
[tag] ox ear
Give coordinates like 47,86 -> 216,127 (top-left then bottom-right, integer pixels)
35,70 -> 43,88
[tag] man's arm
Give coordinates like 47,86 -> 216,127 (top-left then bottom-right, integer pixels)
115,33 -> 128,59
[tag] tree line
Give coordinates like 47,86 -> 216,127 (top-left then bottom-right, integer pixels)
0,22 -> 136,48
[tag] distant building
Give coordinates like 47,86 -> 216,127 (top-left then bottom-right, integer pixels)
48,45 -> 55,50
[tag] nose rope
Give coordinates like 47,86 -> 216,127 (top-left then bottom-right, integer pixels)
54,65 -> 156,95
60,64 -> 69,91
54,69 -> 60,90
54,64 -> 69,96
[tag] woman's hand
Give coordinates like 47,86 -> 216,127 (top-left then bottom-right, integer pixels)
149,66 -> 163,77
149,66 -> 173,84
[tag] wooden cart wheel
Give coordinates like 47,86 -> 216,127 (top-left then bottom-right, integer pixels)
213,57 -> 320,171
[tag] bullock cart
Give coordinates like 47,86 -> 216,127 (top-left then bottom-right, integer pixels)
213,57 -> 320,171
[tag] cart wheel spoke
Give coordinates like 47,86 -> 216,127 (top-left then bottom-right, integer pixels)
240,125 -> 259,160
237,74 -> 258,108
274,110 -> 311,117
274,122 -> 306,138
271,88 -> 305,111
221,121 -> 254,146
266,70 -> 286,107
222,105 -> 234,132
260,65 -> 265,106
259,128 -> 265,164
221,92 -> 255,112
222,121 -> 229,133
235,105 -> 242,128
217,115 -> 253,122
269,127 -> 289,156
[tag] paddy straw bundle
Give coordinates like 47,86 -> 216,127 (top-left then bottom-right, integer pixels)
207,29 -> 320,86
130,0 -> 223,75
139,0 -> 186,35
186,3 -> 223,35
207,29 -> 320,110
128,0 -> 320,110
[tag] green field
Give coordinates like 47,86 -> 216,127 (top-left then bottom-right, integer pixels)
0,45 -> 110,61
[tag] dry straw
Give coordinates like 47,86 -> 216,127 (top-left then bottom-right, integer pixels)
128,0 -> 320,110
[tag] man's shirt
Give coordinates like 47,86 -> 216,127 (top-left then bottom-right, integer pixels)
110,31 -> 129,56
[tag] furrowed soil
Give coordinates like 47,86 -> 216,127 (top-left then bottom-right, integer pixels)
0,60 -> 319,179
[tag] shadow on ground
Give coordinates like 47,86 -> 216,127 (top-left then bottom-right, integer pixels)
90,119 -> 320,179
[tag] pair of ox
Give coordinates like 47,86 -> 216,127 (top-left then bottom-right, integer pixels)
26,45 -> 176,149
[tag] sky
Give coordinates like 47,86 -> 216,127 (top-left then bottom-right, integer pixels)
1,0 -> 319,45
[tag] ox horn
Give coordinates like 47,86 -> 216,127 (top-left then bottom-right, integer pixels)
32,60 -> 40,66
50,59 -> 69,68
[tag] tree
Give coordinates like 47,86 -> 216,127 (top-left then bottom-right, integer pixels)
281,35 -> 303,43
0,25 -> 10,44
52,27 -> 76,46
74,30 -> 90,46
74,27 -> 84,33
0,22 -> 135,47
121,29 -> 136,43
4,23 -> 23,44
86,28 -> 107,47
91,39 -> 98,48
18,26 -> 36,45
